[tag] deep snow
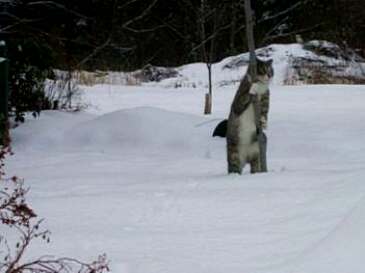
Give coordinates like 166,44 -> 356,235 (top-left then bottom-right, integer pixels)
5,44 -> 365,273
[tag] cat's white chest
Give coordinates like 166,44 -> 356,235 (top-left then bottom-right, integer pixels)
238,104 -> 256,143
237,103 -> 259,159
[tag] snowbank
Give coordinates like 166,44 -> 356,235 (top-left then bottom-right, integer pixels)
67,107 -> 210,154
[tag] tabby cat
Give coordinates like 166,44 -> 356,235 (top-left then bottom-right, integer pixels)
226,58 -> 273,174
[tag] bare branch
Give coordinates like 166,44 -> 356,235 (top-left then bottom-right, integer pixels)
123,25 -> 166,34
121,0 -> 159,29
76,0 -> 158,68
261,22 -> 325,44
0,11 -> 45,33
117,0 -> 142,10
259,16 -> 290,47
76,38 -> 134,68
258,1 -> 304,23
27,1 -> 89,19
156,19 -> 188,41
189,23 -> 231,56
13,254 -> 109,273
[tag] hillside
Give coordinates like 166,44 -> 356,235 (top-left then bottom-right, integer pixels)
72,41 -> 365,88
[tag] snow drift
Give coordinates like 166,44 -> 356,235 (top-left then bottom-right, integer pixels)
67,107 -> 212,154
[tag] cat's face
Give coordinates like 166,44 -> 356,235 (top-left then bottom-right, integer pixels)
257,59 -> 274,83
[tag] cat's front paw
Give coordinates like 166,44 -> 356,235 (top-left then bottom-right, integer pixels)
249,82 -> 268,95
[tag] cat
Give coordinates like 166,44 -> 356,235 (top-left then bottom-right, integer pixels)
226,58 -> 273,174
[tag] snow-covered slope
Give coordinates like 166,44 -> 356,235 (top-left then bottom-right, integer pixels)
72,41 -> 365,88
7,80 -> 365,273
163,43 -> 306,87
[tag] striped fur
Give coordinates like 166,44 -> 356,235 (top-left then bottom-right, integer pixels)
227,59 -> 273,174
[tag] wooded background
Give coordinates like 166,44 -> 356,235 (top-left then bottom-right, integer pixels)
1,0 -> 364,71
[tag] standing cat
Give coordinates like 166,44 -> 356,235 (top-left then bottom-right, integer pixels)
226,58 -> 273,174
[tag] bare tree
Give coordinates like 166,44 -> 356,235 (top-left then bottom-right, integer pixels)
199,0 -> 213,115
244,0 -> 267,172
193,0 -> 230,115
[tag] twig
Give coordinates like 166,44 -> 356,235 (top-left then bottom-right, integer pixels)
258,1 -> 304,23
27,1 -> 89,19
262,23 -> 325,44
121,0 -> 159,29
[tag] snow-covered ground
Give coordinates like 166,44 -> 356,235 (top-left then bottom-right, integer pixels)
6,45 -> 365,273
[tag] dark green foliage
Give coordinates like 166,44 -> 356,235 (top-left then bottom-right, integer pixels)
7,39 -> 55,122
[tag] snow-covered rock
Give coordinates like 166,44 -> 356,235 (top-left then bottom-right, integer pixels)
304,40 -> 364,62
71,41 -> 365,87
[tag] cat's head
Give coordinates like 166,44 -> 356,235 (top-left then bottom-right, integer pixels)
257,58 -> 274,83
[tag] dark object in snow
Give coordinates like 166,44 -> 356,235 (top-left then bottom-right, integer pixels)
303,40 -> 364,62
212,119 -> 227,137
139,64 -> 179,82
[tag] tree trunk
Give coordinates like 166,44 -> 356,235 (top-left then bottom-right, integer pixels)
244,0 -> 268,172
244,0 -> 257,76
204,63 -> 213,114
204,92 -> 212,115
200,0 -> 213,115
230,1 -> 237,54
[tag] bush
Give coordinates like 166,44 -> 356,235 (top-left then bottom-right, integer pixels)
0,144 -> 109,273
8,40 -> 55,123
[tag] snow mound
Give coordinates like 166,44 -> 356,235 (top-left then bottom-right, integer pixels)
10,111 -> 94,152
67,107 -> 212,153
